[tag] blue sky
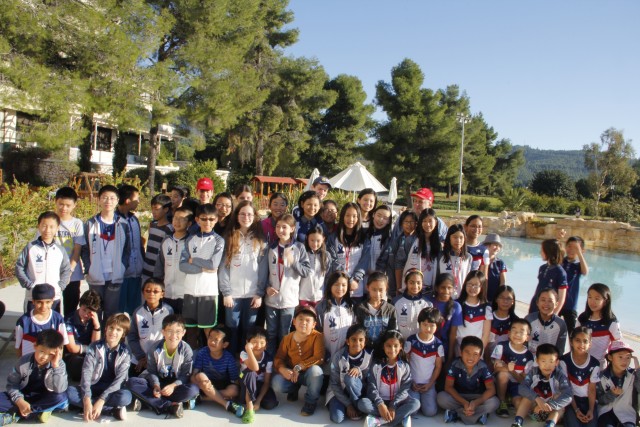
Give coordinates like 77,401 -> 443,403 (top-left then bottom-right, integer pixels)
284,1 -> 640,154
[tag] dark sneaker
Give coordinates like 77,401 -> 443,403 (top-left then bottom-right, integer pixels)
131,398 -> 142,412
496,401 -> 509,418
477,413 -> 488,425
113,407 -> 127,421
287,390 -> 298,402
444,409 -> 458,423
300,402 -> 316,416
226,402 -> 244,417
169,403 -> 184,419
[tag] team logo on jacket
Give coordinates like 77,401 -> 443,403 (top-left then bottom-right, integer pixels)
167,247 -> 173,255
36,255 -> 43,263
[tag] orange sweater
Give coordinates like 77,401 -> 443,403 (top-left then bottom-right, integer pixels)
274,330 -> 325,372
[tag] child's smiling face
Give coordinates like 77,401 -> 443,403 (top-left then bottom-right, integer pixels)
461,344 -> 482,370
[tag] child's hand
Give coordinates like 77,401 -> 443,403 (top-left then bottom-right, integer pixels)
349,280 -> 359,292
611,386 -> 623,396
83,399 -> 94,422
223,296 -> 234,308
535,401 -> 552,413
51,347 -> 62,368
152,385 -> 161,398
632,355 -> 639,369
266,287 -> 278,297
188,257 -> 193,264
91,399 -> 105,419
507,361 -> 516,372
347,367 -> 361,378
16,398 -> 31,417
463,400 -> 476,417
584,409 -> 594,422
283,247 -> 295,266
161,383 -> 177,396
250,296 -> 262,309
90,311 -> 101,329
253,398 -> 262,411
377,403 -> 392,422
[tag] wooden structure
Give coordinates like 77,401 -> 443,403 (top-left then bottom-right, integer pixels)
68,172 -> 139,200
251,176 -> 308,197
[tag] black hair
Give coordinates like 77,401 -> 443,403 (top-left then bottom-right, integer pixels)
443,224 -> 467,263
434,273 -> 456,320
373,330 -> 407,363
170,185 -> 190,199
196,203 -> 217,217
78,289 -> 101,312
297,190 -> 321,211
346,324 -> 367,341
398,210 -> 418,235
336,202 -> 364,246
213,192 -> 234,216
570,325 -> 592,341
357,188 -> 378,219
417,306 -> 443,330
142,277 -> 165,291
567,235 -> 585,249
98,185 -> 118,198
491,285 -> 517,319
162,314 -> 185,330
578,283 -> 617,325
305,225 -> 329,273
174,206 -> 194,223
36,329 -> 64,349
181,198 -> 200,215
465,215 -> 482,226
460,336 -> 483,353
541,239 -> 564,266
324,271 -> 353,309
417,208 -> 441,260
510,318 -> 532,335
151,194 -> 172,209
209,324 -> 231,342
117,184 -> 139,205
366,271 -> 388,288
55,186 -> 78,202
367,205 -> 393,246
536,343 -> 560,359
457,270 -> 488,327
38,211 -> 60,225
246,326 -> 267,342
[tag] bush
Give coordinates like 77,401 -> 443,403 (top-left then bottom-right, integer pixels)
526,193 -> 548,213
173,160 -> 226,195
499,188 -> 529,211
125,168 -> 163,192
545,197 -> 570,215
608,197 -> 639,223
1,146 -> 51,186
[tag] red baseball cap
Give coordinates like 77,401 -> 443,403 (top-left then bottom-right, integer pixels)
196,177 -> 214,191
411,188 -> 434,202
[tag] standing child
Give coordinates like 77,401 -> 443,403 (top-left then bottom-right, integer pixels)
576,283 -> 622,363
356,188 -> 377,229
456,271 -> 492,354
292,177 -> 332,221
213,192 -> 234,236
561,236 -> 589,334
294,191 -> 324,244
427,273 -> 463,363
354,272 -> 397,350
528,239 -> 568,316
363,205 -> 393,289
64,290 -> 102,382
299,225 -> 336,307
393,269 -> 432,339
320,200 -> 339,235
141,194 -> 172,283
390,211 -> 418,298
488,285 -> 518,363
405,307 -> 445,417
398,209 -> 441,294
358,330 -> 420,426
525,288 -> 568,356
437,224 -> 472,298
560,327 -> 600,427
260,193 -> 289,245
465,215 -> 490,277
482,234 -> 507,302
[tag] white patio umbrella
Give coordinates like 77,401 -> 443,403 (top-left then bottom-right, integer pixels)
304,168 -> 320,191
329,162 -> 387,200
388,177 -> 398,210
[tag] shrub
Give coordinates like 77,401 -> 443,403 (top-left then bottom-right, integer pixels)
545,197 -> 570,215
499,188 -> 529,211
1,146 -> 51,186
526,193 -> 548,213
126,168 -> 163,192
173,160 -> 226,195
608,197 -> 639,223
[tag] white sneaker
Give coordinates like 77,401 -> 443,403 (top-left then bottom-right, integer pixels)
113,407 -> 127,421
402,416 -> 412,427
364,414 -> 381,427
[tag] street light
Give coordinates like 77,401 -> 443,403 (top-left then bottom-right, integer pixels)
456,113 -> 471,213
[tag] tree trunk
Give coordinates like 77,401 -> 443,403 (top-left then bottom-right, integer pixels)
255,135 -> 264,176
447,182 -> 452,198
405,184 -> 412,209
147,126 -> 160,196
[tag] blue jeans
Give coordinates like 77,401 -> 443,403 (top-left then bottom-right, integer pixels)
67,385 -> 132,412
328,375 -> 365,423
409,386 -> 437,417
272,365 -> 323,406
225,297 -> 258,355
265,306 -> 294,356
127,377 -> 199,414
0,391 -> 67,415
357,396 -> 420,426
564,396 -> 597,427
119,277 -> 142,316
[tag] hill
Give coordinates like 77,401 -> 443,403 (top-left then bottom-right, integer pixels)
515,145 -> 588,185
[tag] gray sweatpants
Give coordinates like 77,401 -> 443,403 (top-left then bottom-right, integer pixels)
436,391 -> 500,425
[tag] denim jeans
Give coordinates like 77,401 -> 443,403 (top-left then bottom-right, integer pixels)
67,385 -> 132,412
127,377 -> 199,414
409,386 -> 438,416
0,390 -> 67,415
564,395 -> 597,427
328,375 -> 365,423
225,297 -> 258,355
265,306 -> 294,356
272,365 -> 323,406
357,395 -> 420,426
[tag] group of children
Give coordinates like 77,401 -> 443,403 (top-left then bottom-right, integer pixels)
2,178 -> 638,427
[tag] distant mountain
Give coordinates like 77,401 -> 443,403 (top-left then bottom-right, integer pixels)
515,145 -> 588,185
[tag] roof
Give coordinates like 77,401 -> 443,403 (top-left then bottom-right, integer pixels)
251,176 -> 299,185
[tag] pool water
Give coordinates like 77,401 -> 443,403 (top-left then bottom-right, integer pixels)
500,237 -> 640,332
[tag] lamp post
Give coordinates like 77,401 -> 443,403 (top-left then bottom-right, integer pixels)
456,113 -> 471,213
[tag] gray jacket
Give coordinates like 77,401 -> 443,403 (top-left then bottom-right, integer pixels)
81,340 -> 131,401
6,354 -> 68,403
140,339 -> 193,387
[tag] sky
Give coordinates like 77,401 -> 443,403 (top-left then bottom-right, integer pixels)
284,1 -> 640,154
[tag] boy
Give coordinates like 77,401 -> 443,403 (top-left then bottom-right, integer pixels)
154,206 -> 193,314
272,305 -> 325,417
292,176 -> 331,220
561,236 -> 589,334
355,272 -> 397,349
196,177 -> 214,205
67,313 -> 132,421
525,288 -> 568,356
82,185 -> 131,321
128,278 -> 174,374
126,314 -> 199,418
511,343 -> 572,427
64,290 -> 102,381
404,306 -> 444,417
179,203 -> 224,348
238,327 -> 279,423
116,184 -> 145,316
437,336 -> 500,425
15,284 -> 68,357
51,187 -> 86,317
0,329 -> 68,425
141,194 -> 173,283
16,211 -> 71,313
191,325 -> 242,416
491,318 -> 534,417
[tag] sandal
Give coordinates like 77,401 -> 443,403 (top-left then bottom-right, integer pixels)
242,409 -> 255,424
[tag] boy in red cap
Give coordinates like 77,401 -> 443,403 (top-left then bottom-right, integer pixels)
196,178 -> 214,205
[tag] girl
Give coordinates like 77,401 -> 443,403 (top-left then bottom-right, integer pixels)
455,271 -> 492,354
327,202 -> 370,303
315,271 -> 356,362
357,188 -> 377,229
488,285 -> 518,359
358,330 -> 420,426
390,210 -> 419,298
393,269 -> 432,339
294,190 -> 324,244
213,192 -> 234,236
427,273 -> 463,363
528,238 -> 568,315
234,184 -> 253,202
260,192 -> 288,245
436,224 -> 472,298
354,272 -> 397,350
482,233 -> 507,302
299,225 -> 336,307
264,214 -> 312,356
320,200 -> 339,234
326,324 -> 372,424
219,201 -> 268,355
464,215 -> 489,277
399,208 -> 441,295
364,205 -> 393,287
576,283 -> 622,363
560,327 -> 600,427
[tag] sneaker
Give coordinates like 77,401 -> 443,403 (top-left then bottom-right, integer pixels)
287,390 -> 298,402
496,401 -> 509,418
511,424 -> 522,427
364,415 -> 382,427
402,415 -> 412,427
113,407 -> 127,421
131,398 -> 142,412
300,402 -> 316,416
477,413 -> 488,425
444,409 -> 458,423
0,413 -> 17,426
38,411 -> 52,423
169,403 -> 184,419
226,402 -> 244,418
186,398 -> 196,410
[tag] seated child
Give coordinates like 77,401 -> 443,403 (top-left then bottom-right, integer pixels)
596,340 -> 640,427
511,343 -> 572,427
191,325 -> 242,416
238,327 -> 279,423
272,305 -> 325,417
437,336 -> 500,425
126,315 -> 199,418
355,272 -> 397,350
524,288 -> 568,356
67,314 -> 132,421
327,324 -> 372,423
491,318 -> 534,418
16,284 -> 68,357
0,329 -> 68,424
64,290 -> 102,382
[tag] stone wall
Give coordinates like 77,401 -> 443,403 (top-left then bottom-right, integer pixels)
36,159 -> 78,186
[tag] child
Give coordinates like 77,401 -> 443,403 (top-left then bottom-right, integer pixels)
511,343 -> 572,427
51,187 -> 86,317
234,184 -> 253,202
327,324 -> 371,423
358,330 -> 420,426
393,269 -> 432,339
320,199 -> 339,234
357,188 -> 377,229
427,273 -> 463,362
260,192 -> 289,245
299,225 -> 336,307
405,307 -> 444,417
315,271 -> 356,363
456,271 -> 492,354
294,190 -> 324,244
437,336 -> 500,425
488,285 -> 518,362
15,284 -> 68,357
64,289 -> 102,382
191,325 -> 243,416
437,224 -> 472,298
482,233 -> 507,302
238,327 -> 279,423
596,340 -> 640,427
16,211 -> 71,313
528,239 -> 568,316
0,330 -> 68,424
576,283 -> 622,362
272,305 -> 325,417
398,208 -> 441,294
82,185 -> 131,321
219,200 -> 268,355
154,206 -> 194,314
354,272 -> 397,350
491,318 -> 534,418
364,205 -> 393,288
292,177 -> 332,221
141,194 -> 172,283
126,315 -> 199,418
213,192 -> 234,236
179,203 -> 225,348
169,185 -> 188,216
465,215 -> 490,277
559,327 -> 600,427
525,288 -> 568,356
128,278 -> 174,374
67,314 -> 132,421
561,236 -> 589,334
264,214 -> 311,356
391,210 -> 418,298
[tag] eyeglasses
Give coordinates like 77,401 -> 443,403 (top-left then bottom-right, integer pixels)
199,217 -> 217,222
164,329 -> 184,336
239,213 -> 254,218
216,204 -> 232,209
467,284 -> 482,289
100,196 -> 118,202
144,289 -> 163,294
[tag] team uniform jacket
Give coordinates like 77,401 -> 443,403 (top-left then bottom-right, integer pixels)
80,340 -> 131,400
140,339 -> 194,387
518,366 -> 572,410
299,248 -> 337,302
366,360 -> 412,409
400,240 -> 438,293
15,238 -> 71,302
82,214 -> 130,285
524,312 -> 568,355
179,231 -> 225,297
315,299 -> 356,359
218,231 -> 269,299
436,252 -> 473,298
6,353 -> 68,403
327,348 -> 372,407
154,233 -> 189,299
596,365 -> 640,424
392,293 -> 432,339
327,234 -> 370,298
264,241 -> 311,309
128,301 -> 174,362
